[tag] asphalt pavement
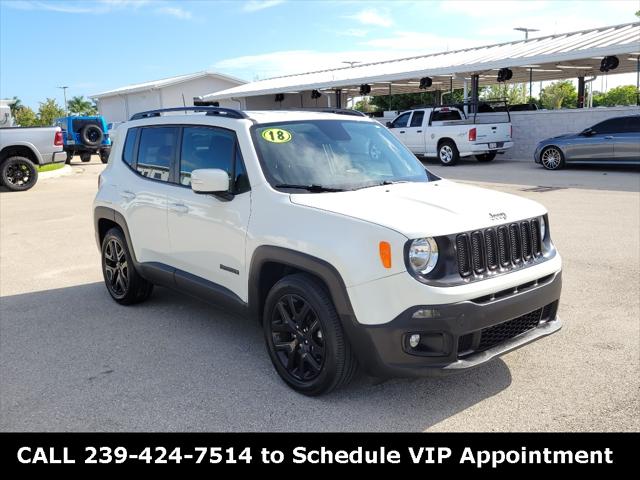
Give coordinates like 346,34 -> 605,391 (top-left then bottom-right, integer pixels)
1,157 -> 638,431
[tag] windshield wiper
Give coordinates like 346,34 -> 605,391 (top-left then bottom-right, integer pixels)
354,180 -> 409,190
275,184 -> 345,192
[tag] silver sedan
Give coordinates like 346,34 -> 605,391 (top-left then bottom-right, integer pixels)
534,114 -> 640,170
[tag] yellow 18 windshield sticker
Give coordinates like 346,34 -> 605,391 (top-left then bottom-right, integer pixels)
261,128 -> 292,143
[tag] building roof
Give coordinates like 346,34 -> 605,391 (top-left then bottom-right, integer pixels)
90,71 -> 246,99
202,22 -> 640,100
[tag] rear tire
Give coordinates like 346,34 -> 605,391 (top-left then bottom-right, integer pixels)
65,151 -> 74,164
476,152 -> 497,162
263,273 -> 358,395
438,140 -> 459,166
540,146 -> 565,170
0,156 -> 38,191
101,227 -> 153,305
99,149 -> 110,164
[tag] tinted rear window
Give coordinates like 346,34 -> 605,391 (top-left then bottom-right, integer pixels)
122,127 -> 139,167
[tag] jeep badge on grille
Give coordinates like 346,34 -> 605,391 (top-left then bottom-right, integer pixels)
489,212 -> 507,221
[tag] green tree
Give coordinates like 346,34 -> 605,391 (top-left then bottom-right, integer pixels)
353,97 -> 378,113
481,84 -> 527,105
67,95 -> 98,115
37,98 -> 65,126
540,81 -> 577,109
14,106 -> 38,127
603,85 -> 638,106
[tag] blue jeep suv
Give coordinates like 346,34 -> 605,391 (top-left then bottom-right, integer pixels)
55,115 -> 112,163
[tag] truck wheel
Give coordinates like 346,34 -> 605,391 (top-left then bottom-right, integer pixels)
0,156 -> 38,192
438,140 -> 459,166
80,124 -> 104,147
99,149 -> 110,164
80,152 -> 92,163
101,227 -> 153,305
476,152 -> 497,162
540,146 -> 565,170
263,273 -> 358,396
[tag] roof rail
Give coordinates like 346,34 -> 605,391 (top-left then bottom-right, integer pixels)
129,106 -> 249,121
280,108 -> 367,117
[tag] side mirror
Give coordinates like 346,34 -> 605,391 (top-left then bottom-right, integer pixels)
386,121 -> 393,128
191,168 -> 230,194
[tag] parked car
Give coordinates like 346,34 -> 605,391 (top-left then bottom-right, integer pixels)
535,114 -> 640,170
0,106 -> 65,191
386,104 -> 513,166
55,115 -> 111,164
94,106 -> 562,395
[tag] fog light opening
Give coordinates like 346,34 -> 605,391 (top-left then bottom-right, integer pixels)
409,334 -> 421,349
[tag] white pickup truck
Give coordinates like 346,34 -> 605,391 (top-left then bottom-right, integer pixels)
387,105 -> 513,166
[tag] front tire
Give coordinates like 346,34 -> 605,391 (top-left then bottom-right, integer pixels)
80,152 -> 92,163
99,149 -> 110,164
0,156 -> 38,191
540,146 -> 565,170
263,273 -> 358,396
101,227 -> 153,305
476,152 -> 497,162
438,140 -> 459,166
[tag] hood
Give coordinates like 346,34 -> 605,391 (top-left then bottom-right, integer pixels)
290,180 -> 546,238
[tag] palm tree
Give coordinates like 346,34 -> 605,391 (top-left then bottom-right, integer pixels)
67,95 -> 97,116
9,96 -> 23,115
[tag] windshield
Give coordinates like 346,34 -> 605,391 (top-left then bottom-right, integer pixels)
253,120 -> 434,191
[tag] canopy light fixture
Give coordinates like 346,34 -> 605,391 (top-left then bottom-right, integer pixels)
419,77 -> 433,89
600,56 -> 619,72
557,65 -> 593,69
311,89 -> 322,99
497,68 -> 513,82
275,93 -> 285,102
359,84 -> 371,95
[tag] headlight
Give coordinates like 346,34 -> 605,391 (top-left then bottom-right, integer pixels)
540,216 -> 546,241
408,237 -> 439,275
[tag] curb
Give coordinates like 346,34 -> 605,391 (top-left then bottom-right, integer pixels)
38,164 -> 73,180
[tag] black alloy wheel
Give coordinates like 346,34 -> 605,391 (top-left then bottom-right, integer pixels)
103,236 -> 129,299
0,156 -> 38,191
263,273 -> 358,395
269,294 -> 325,382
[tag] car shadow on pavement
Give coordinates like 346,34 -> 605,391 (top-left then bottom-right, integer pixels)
1,282 -> 512,432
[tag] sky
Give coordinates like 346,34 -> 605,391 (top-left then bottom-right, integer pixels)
1,0 -> 638,109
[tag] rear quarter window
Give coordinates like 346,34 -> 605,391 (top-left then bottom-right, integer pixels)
122,127 -> 139,167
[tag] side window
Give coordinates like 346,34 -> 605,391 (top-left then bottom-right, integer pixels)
410,111 -> 425,127
626,117 -> 640,133
432,110 -> 462,122
179,127 -> 235,186
391,112 -> 411,128
592,119 -> 621,135
234,148 -> 250,194
136,127 -> 178,182
122,127 -> 138,167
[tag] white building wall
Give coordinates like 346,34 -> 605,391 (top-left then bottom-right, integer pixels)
95,76 -> 244,123
504,106 -> 640,160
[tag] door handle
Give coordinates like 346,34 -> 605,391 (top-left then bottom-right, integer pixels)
604,136 -> 614,140
417,130 -> 422,133
120,190 -> 136,200
169,203 -> 189,214
399,130 -> 406,134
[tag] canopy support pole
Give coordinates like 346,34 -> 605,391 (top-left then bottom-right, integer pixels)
529,68 -> 533,101
335,89 -> 342,109
577,76 -> 585,108
463,78 -> 468,115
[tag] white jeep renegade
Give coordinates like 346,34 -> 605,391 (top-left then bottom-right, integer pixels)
93,107 -> 562,395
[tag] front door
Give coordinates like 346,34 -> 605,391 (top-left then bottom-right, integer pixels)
166,126 -> 251,300
404,110 -> 426,154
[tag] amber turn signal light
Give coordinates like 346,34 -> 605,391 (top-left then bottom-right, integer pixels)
379,241 -> 392,269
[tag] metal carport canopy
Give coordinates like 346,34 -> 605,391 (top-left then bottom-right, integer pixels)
202,22 -> 640,100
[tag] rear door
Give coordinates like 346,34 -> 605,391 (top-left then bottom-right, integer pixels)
117,126 -> 175,265
403,110 -> 426,154
612,116 -> 640,163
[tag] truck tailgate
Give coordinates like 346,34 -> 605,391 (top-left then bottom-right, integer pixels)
475,123 -> 511,144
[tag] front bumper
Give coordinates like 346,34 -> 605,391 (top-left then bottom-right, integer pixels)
343,270 -> 562,378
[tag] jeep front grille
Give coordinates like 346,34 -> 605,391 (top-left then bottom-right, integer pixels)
455,218 -> 543,279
